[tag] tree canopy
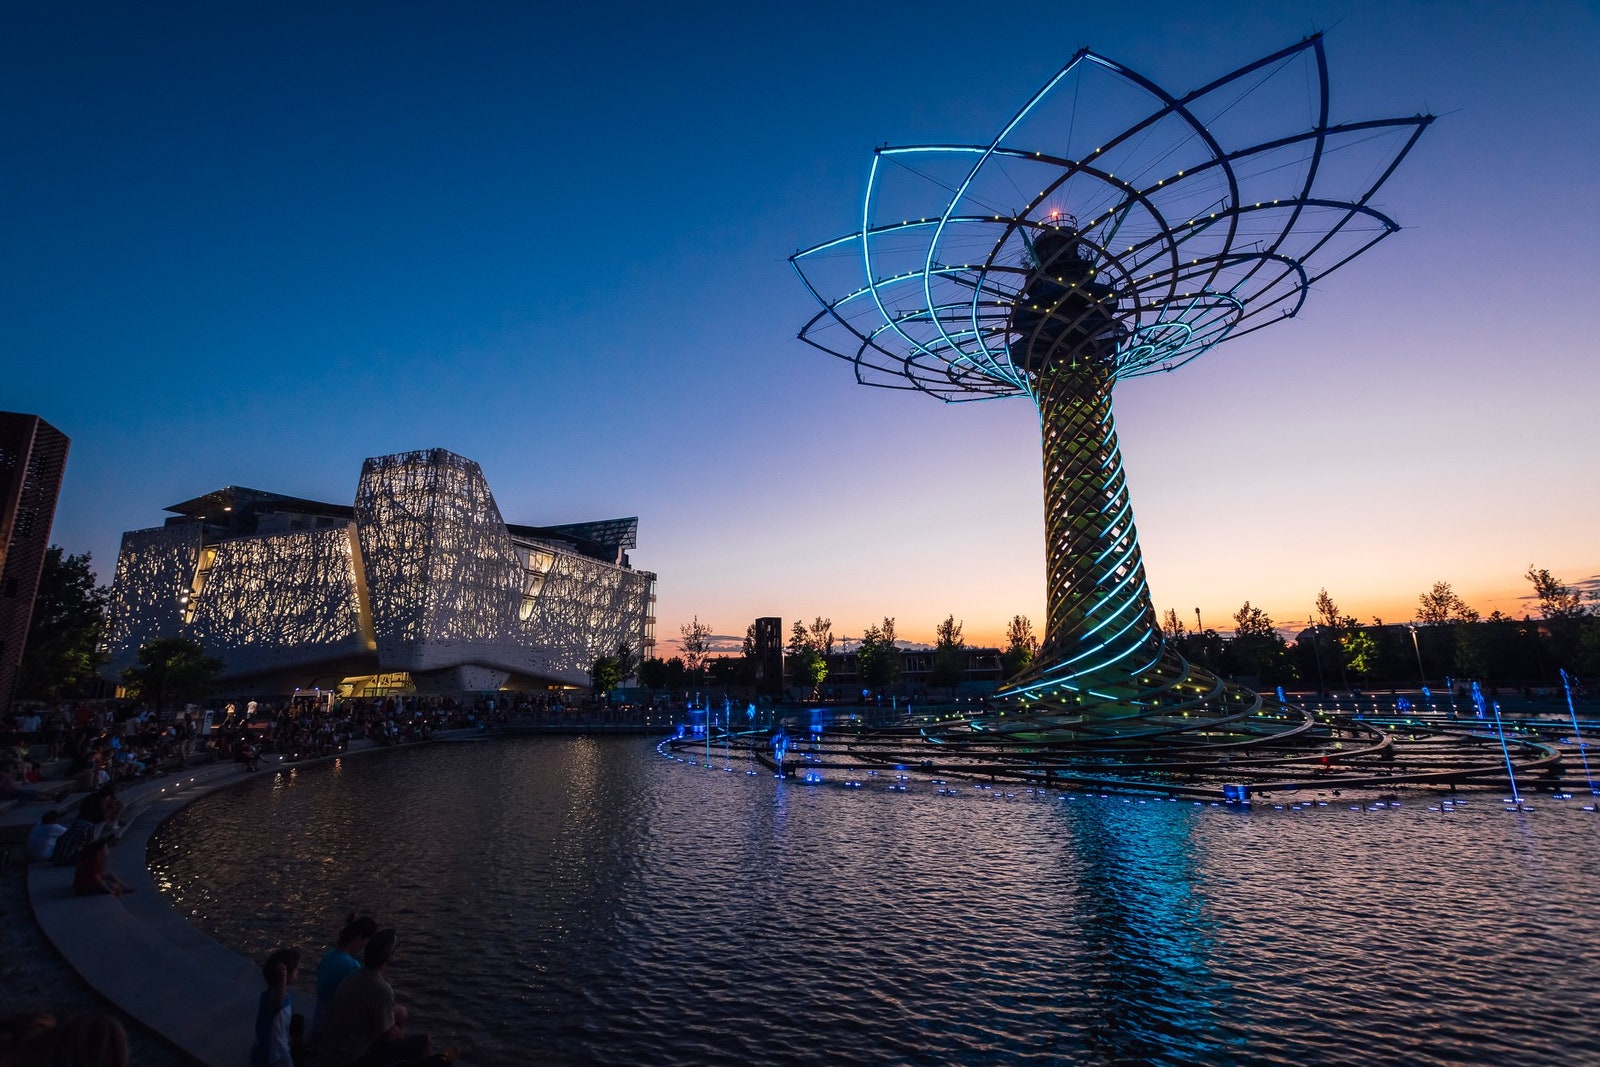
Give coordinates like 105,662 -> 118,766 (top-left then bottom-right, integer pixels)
638,656 -> 687,690
1416,581 -> 1479,625
590,642 -> 636,694
1227,602 -> 1290,681
1001,614 -> 1038,677
1232,601 -> 1275,638
1312,589 -> 1356,687
856,617 -> 900,690
678,617 -> 713,679
16,547 -> 108,702
928,614 -> 966,692
1525,566 -> 1588,620
1526,566 -> 1592,671
786,617 -> 832,699
120,637 -> 224,711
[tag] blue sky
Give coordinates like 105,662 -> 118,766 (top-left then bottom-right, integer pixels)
5,1 -> 1597,653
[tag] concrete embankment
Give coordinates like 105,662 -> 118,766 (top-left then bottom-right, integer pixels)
18,733 -> 480,1064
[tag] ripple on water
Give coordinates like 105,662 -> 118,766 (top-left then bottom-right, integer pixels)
147,738 -> 1600,1066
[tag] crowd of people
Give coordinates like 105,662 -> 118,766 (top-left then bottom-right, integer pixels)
252,915 -> 457,1067
22,782 -> 126,869
5,695 -> 481,1065
2,702 -> 210,795
0,694 -> 512,800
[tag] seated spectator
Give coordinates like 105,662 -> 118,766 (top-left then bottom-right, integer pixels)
17,709 -> 42,740
250,948 -> 304,1067
82,748 -> 111,791
18,755 -> 43,784
319,929 -> 455,1066
0,758 -> 40,803
80,782 -> 123,827
106,738 -> 136,783
314,913 -> 379,1041
25,810 -> 68,862
0,1011 -> 128,1067
50,817 -> 98,868
72,838 -> 133,898
52,785 -> 122,866
44,708 -> 67,760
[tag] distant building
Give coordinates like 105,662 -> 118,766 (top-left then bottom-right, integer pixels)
0,413 -> 71,709
752,617 -> 783,698
105,448 -> 656,696
800,645 -> 1005,700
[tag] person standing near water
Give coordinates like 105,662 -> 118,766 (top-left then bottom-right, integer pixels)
250,948 -> 302,1067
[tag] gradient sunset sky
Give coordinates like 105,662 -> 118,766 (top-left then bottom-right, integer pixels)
5,1 -> 1596,656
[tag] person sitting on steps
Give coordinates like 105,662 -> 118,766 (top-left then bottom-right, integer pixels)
72,838 -> 134,899
319,929 -> 456,1066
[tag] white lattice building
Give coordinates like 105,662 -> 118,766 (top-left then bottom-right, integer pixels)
104,449 -> 656,695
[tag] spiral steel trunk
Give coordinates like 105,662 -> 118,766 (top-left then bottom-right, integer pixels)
1032,357 -> 1162,676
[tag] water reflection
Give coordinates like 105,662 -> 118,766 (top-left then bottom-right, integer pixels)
1058,799 -> 1232,1065
149,739 -> 1600,1067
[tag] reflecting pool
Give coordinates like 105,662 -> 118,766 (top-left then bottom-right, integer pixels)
149,737 -> 1600,1066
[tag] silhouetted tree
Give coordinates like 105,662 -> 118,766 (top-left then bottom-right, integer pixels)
679,617 -> 713,682
1416,580 -> 1479,625
1001,615 -> 1038,677
590,642 -> 635,695
1527,565 -> 1590,670
638,657 -> 669,689
1526,566 -> 1588,620
1370,619 -> 1419,684
1160,608 -> 1187,638
1576,621 -> 1600,677
1225,601 -> 1290,682
786,618 -> 830,699
928,614 -> 966,694
1454,612 -> 1543,685
856,617 -> 900,690
121,638 -> 223,711
1179,628 -> 1226,674
707,655 -> 746,688
16,548 -> 108,702
1314,589 -> 1352,688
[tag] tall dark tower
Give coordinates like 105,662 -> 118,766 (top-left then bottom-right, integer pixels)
753,617 -> 784,699
792,37 -> 1431,742
0,413 -> 71,709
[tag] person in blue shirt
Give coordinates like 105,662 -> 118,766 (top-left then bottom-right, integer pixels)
314,913 -> 378,1041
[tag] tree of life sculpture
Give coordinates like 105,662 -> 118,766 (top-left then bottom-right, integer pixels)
792,36 -> 1431,752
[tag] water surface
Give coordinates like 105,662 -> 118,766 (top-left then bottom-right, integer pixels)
149,736 -> 1600,1065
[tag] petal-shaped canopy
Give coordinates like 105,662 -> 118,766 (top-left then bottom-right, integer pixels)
792,35 -> 1432,401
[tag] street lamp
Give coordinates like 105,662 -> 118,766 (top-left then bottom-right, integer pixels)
1406,624 -> 1426,689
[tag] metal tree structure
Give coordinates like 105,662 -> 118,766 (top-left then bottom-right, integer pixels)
790,37 -> 1436,768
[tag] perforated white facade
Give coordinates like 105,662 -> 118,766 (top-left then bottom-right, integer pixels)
105,449 -> 655,693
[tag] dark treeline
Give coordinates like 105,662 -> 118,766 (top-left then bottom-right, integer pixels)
1163,570 -> 1598,692
643,569 -> 1598,699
